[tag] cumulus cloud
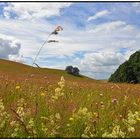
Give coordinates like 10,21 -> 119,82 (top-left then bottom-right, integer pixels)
3,3 -> 72,19
0,18 -> 139,79
88,10 -> 110,21
81,51 -> 124,67
78,51 -> 125,79
0,34 -> 21,60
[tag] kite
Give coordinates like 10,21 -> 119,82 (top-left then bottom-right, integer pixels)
51,26 -> 63,35
32,26 -> 63,68
47,40 -> 59,43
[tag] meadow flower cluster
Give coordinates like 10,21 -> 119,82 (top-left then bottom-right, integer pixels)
0,99 -> 9,136
0,75 -> 140,138
123,110 -> 140,133
102,110 -> 140,138
102,124 -> 125,138
51,76 -> 65,101
40,113 -> 61,137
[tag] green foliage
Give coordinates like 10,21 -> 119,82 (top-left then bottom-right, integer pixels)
109,51 -> 140,83
65,66 -> 80,76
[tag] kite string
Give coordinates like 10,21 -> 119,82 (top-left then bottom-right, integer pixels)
26,33 -> 52,78
32,33 -> 52,66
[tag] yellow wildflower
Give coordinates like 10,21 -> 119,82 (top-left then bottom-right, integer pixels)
10,121 -> 16,127
15,85 -> 20,90
93,112 -> 98,118
136,118 -> 140,122
69,117 -> 74,121
55,113 -> 61,120
41,92 -> 45,96
67,124 -> 70,127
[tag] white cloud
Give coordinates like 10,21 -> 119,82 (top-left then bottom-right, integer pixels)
132,3 -> 140,13
88,10 -> 110,21
88,21 -> 126,33
3,3 -> 71,19
0,34 -> 21,60
78,51 -> 125,79
0,18 -> 140,79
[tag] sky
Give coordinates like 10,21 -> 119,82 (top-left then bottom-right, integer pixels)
0,2 -> 140,79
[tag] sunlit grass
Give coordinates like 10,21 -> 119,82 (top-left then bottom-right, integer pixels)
0,73 -> 140,138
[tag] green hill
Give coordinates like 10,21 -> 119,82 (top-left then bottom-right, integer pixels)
109,50 -> 140,83
0,58 -> 94,84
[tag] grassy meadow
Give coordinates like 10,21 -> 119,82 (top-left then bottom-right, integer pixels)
0,59 -> 140,138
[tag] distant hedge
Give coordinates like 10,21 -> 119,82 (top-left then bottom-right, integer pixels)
108,51 -> 140,83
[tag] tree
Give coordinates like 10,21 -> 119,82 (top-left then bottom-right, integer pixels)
65,66 -> 73,74
65,66 -> 80,76
109,50 -> 140,83
73,67 -> 80,76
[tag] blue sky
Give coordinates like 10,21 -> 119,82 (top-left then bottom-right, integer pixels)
0,2 -> 140,79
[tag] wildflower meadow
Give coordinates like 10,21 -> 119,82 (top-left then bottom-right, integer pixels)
1,1 -> 140,139
0,72 -> 140,138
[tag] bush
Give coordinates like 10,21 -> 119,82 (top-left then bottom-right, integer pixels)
65,66 -> 80,76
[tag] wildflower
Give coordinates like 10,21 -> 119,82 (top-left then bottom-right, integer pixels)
93,112 -> 98,118
16,107 -> 24,118
128,126 -> 135,132
101,104 -> 105,109
0,99 -> 5,111
67,124 -> 70,127
102,124 -> 125,138
81,133 -> 89,138
55,113 -> 61,120
40,92 -> 45,96
30,74 -> 35,78
40,116 -> 47,120
87,94 -> 90,97
123,110 -> 140,133
100,101 -> 104,105
124,95 -> 128,101
0,99 -> 9,130
10,121 -> 16,127
27,118 -> 37,137
11,123 -> 21,138
100,101 -> 104,109
112,98 -> 118,104
40,87 -> 44,90
93,112 -> 97,116
100,93 -> 103,97
69,117 -> 74,121
58,76 -> 65,89
55,87 -> 61,93
16,98 -> 27,121
136,118 -> 140,122
15,85 -> 20,90
119,115 -> 123,118
51,76 -> 65,101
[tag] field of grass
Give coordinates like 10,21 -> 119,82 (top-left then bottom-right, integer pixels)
0,59 -> 140,138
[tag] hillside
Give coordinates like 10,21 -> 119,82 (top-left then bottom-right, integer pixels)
0,59 -> 140,138
109,50 -> 140,83
0,59 -> 96,86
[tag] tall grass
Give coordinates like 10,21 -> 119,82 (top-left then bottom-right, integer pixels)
0,75 -> 140,138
